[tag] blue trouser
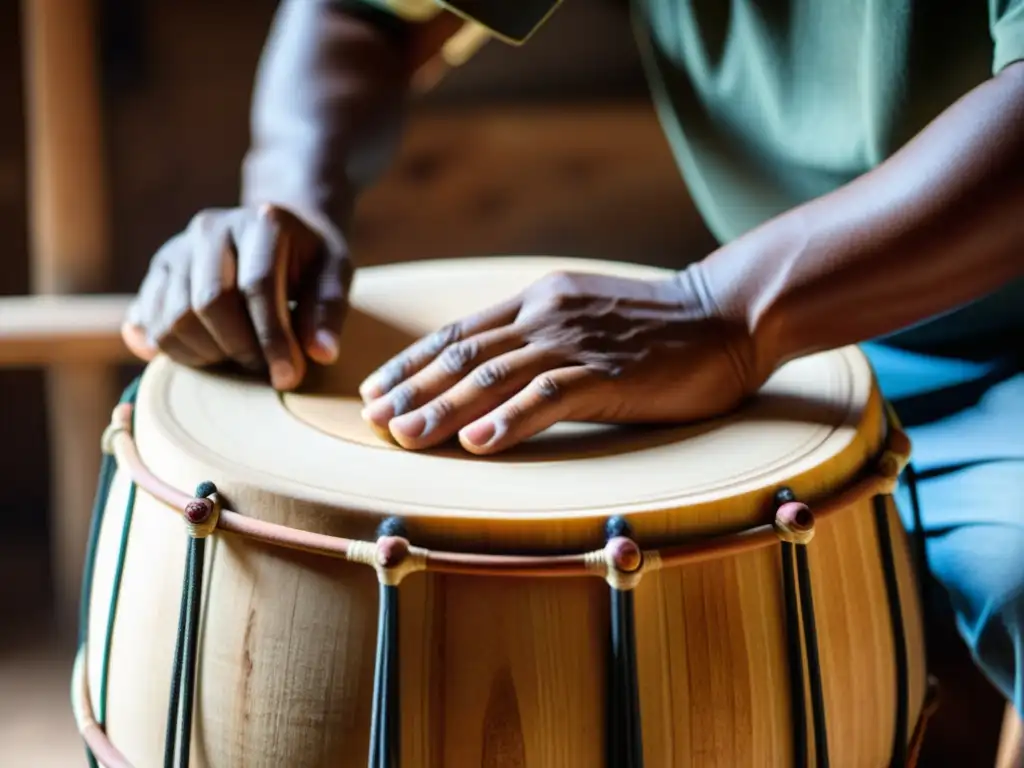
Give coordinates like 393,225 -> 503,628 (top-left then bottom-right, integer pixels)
861,342 -> 1024,717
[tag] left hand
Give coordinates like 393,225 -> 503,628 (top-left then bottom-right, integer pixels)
358,269 -> 760,454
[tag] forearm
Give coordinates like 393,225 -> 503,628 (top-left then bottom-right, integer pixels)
696,62 -> 1024,382
240,0 -> 414,257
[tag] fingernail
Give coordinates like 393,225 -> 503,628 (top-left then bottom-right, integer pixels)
390,412 -> 426,439
270,360 -> 297,390
120,324 -> 156,360
359,378 -> 383,402
461,420 -> 495,447
361,398 -> 394,426
310,330 -> 339,364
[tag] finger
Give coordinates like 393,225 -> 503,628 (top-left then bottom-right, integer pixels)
125,260 -> 175,361
122,233 -> 191,362
152,270 -> 221,367
386,344 -> 570,450
457,366 -> 600,455
358,297 -> 522,402
237,205 -> 304,390
121,298 -> 157,362
160,269 -> 224,365
294,251 -> 352,366
189,213 -> 263,369
361,325 -> 528,428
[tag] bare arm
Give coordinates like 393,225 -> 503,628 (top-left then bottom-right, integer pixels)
693,61 -> 1024,383
124,1 -> 461,387
239,0 -> 414,258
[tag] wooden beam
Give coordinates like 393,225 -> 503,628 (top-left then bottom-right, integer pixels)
0,294 -> 132,367
22,0 -> 117,629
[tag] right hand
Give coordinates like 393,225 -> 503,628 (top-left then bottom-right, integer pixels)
122,204 -> 351,391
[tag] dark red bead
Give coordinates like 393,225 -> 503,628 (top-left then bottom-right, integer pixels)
185,498 -> 213,524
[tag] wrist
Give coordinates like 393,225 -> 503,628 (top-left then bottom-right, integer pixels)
672,261 -> 765,395
683,213 -> 811,386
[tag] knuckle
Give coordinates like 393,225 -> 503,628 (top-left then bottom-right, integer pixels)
186,209 -> 230,240
150,305 -> 191,341
472,360 -> 509,389
426,397 -> 455,424
256,203 -> 282,224
532,270 -> 580,300
537,291 -> 580,316
379,357 -> 411,392
439,340 -> 478,375
188,210 -> 214,232
238,271 -> 273,300
151,233 -> 189,271
531,374 -> 563,402
427,323 -> 463,354
501,400 -> 524,424
388,384 -> 417,416
541,270 -> 573,288
191,283 -> 228,315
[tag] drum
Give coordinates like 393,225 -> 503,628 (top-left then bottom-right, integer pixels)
75,256 -> 934,768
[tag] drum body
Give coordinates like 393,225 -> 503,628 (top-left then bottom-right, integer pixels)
82,257 -> 928,767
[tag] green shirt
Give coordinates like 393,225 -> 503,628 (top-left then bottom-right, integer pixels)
632,0 -> 1024,356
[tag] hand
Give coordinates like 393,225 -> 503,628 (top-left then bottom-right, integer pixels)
122,204 -> 351,390
358,269 -> 760,454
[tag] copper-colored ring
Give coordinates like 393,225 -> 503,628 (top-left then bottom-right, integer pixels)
71,647 -> 136,768
108,405 -> 908,578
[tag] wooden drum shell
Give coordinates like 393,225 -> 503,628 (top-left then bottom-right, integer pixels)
86,481 -> 926,767
82,257 -> 929,767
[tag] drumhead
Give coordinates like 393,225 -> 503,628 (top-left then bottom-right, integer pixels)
134,256 -> 885,540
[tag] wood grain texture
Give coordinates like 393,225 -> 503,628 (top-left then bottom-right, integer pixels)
85,256 -> 927,766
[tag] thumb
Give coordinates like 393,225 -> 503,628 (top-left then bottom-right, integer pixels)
296,251 -> 352,366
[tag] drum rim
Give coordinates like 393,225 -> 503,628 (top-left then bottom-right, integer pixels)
102,395 -> 908,574
130,257 -> 886,536
133,349 -> 884,526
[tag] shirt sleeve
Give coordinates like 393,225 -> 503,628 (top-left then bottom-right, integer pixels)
991,0 -> 1024,73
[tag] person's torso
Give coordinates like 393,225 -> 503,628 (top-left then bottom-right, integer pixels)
631,0 -> 1024,356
